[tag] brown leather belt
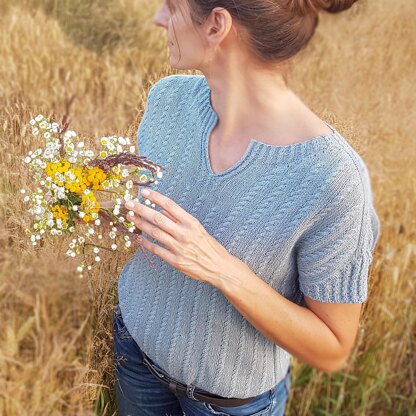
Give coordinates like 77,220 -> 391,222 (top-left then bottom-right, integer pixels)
141,351 -> 256,407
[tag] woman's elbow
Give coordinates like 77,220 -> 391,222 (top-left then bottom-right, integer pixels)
309,351 -> 350,373
312,350 -> 351,373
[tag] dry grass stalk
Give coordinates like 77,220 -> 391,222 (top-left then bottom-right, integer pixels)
0,0 -> 414,414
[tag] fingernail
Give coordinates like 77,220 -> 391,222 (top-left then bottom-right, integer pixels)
125,200 -> 135,209
141,189 -> 150,196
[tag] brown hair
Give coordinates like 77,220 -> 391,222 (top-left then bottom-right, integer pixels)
183,0 -> 358,66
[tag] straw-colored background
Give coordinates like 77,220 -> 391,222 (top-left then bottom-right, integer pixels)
0,0 -> 415,414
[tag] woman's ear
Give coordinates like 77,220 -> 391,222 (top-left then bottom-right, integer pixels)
205,7 -> 235,46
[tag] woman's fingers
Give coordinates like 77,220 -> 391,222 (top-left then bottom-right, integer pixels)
161,209 -> 177,223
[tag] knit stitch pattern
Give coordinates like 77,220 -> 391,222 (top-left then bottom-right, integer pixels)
118,74 -> 381,398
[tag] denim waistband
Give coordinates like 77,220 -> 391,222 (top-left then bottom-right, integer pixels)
141,345 -> 291,398
116,303 -> 291,398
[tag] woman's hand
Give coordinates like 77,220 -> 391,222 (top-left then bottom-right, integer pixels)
124,189 -> 239,285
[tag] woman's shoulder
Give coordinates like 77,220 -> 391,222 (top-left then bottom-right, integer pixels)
312,130 -> 378,212
145,74 -> 206,115
149,74 -> 204,96
331,132 -> 375,189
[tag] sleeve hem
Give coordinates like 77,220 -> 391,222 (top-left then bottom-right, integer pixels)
300,255 -> 371,304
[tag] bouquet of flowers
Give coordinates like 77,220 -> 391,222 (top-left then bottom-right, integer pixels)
20,112 -> 165,277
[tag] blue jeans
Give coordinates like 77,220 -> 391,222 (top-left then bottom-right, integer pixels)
113,304 -> 291,416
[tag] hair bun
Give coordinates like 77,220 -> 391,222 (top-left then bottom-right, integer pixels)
289,0 -> 358,15
319,0 -> 358,13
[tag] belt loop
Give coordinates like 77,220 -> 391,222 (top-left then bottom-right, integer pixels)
186,384 -> 197,400
169,381 -> 179,395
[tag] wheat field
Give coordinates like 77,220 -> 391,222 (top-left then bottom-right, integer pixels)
0,0 -> 415,415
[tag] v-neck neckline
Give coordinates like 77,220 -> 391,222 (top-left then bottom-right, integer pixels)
200,76 -> 338,178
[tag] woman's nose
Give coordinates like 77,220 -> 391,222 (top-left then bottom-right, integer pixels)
153,3 -> 170,29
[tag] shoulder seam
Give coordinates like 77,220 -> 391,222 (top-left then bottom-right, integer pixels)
305,135 -> 370,231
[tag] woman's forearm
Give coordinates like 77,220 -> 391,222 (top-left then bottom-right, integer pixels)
207,256 -> 348,372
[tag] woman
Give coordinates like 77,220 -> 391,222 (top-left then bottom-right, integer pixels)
113,0 -> 381,415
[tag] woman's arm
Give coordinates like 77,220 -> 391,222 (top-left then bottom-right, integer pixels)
123,187 -> 373,373
209,256 -> 362,373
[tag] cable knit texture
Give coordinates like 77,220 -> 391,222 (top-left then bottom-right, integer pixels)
118,74 -> 381,398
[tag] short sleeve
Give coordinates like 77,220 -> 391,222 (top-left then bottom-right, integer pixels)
296,162 -> 381,304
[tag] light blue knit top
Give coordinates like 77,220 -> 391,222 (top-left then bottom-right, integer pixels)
118,74 -> 381,398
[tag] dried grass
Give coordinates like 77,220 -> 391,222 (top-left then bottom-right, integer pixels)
0,0 -> 415,414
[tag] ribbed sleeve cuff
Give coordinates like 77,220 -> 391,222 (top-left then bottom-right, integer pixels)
300,254 -> 372,304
